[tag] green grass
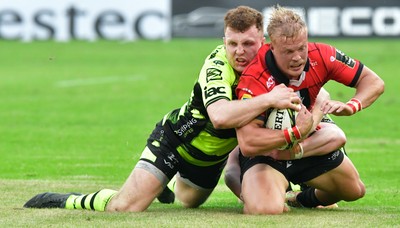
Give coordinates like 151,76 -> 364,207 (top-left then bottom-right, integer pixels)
0,39 -> 399,227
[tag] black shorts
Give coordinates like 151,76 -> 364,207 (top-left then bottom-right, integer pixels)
239,149 -> 344,184
138,120 -> 227,189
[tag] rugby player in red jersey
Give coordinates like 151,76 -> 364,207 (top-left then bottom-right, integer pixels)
231,5 -> 384,215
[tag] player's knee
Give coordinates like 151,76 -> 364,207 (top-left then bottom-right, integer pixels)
343,181 -> 366,201
180,200 -> 202,208
244,202 -> 285,215
178,195 -> 206,208
354,181 -> 366,200
175,190 -> 208,209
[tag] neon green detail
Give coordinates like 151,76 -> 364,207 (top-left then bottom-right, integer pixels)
140,146 -> 157,162
167,175 -> 177,192
191,131 -> 237,156
176,146 -> 227,167
151,140 -> 160,148
65,189 -> 117,211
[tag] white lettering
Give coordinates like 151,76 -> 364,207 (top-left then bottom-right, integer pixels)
308,7 -> 340,36
373,7 -> 400,35
0,0 -> 170,41
342,7 -> 372,36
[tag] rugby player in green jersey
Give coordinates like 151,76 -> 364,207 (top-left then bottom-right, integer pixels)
23,6 -> 306,212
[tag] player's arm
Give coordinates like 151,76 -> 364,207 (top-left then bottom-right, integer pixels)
237,104 -> 313,157
207,84 -> 301,129
310,87 -> 330,131
321,64 -> 384,116
267,88 -> 346,160
268,122 -> 346,160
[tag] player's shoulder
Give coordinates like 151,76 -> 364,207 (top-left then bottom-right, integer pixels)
308,42 -> 338,64
206,45 -> 228,63
203,45 -> 232,71
308,42 -> 335,56
201,45 -> 237,83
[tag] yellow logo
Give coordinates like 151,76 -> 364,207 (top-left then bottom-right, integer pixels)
242,94 -> 252,100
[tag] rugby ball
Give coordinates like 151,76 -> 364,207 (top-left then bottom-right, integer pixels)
265,108 -> 298,150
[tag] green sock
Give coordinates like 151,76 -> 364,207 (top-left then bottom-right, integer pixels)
65,189 -> 117,211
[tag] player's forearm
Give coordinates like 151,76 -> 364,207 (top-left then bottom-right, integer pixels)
237,124 -> 287,157
207,98 -> 271,129
300,123 -> 346,157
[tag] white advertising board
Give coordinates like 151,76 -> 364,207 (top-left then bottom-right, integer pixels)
0,0 -> 170,41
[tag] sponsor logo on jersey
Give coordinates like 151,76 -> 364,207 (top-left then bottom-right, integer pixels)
266,77 -> 275,90
208,48 -> 220,60
174,117 -> 198,137
335,49 -> 356,68
204,86 -> 226,99
206,68 -> 223,82
213,60 -> 225,66
242,93 -> 252,100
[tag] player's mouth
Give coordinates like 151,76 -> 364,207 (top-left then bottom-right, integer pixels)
236,57 -> 247,66
290,62 -> 304,71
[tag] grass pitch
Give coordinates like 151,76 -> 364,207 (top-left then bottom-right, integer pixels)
0,39 -> 399,227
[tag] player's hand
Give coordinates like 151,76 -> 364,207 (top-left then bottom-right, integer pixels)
295,104 -> 313,137
321,100 -> 354,116
266,84 -> 302,112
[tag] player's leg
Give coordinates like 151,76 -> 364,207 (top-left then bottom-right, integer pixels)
157,176 -> 176,204
174,159 -> 227,208
105,161 -> 166,211
66,161 -> 164,212
223,146 -> 242,199
287,150 -> 364,208
239,152 -> 289,215
306,155 -> 365,205
174,173 -> 214,208
241,163 -> 288,215
24,145 -> 173,212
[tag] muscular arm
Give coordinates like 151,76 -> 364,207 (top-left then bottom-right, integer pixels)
353,66 -> 385,108
311,87 -> 330,131
207,84 -> 301,129
237,104 -> 313,157
269,122 -> 346,160
321,66 -> 385,115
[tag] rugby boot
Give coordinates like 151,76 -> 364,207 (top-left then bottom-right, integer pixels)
157,187 -> 175,204
24,192 -> 82,208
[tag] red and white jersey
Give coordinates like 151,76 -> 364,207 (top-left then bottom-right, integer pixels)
236,42 -> 364,111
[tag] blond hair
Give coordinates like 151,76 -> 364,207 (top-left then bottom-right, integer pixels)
224,6 -> 264,33
267,5 -> 307,41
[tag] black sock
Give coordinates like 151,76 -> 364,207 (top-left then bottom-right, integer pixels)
296,187 -> 324,208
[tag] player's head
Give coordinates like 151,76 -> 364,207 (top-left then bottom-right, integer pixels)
267,5 -> 308,80
223,6 -> 265,73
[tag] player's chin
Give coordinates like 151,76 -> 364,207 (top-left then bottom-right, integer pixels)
234,64 -> 246,73
288,68 -> 303,78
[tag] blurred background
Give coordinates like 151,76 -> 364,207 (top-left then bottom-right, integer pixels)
1,0 -> 399,41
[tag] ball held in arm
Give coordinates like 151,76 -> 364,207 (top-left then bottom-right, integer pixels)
265,108 -> 299,150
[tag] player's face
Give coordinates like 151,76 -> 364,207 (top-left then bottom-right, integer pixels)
270,30 -> 308,80
224,25 -> 265,73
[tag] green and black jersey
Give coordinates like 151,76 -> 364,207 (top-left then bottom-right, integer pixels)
161,45 -> 240,166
